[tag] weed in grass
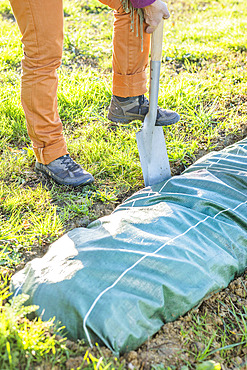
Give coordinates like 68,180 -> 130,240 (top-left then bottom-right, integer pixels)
94,188 -> 118,204
177,294 -> 247,368
54,189 -> 93,223
0,289 -> 70,370
210,299 -> 247,360
196,360 -> 221,370
0,284 -> 121,370
85,342 -> 126,370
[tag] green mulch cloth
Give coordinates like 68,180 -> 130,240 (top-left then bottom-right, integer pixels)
11,137 -> 247,355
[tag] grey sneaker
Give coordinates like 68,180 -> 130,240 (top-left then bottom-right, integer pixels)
108,95 -> 180,126
35,155 -> 94,187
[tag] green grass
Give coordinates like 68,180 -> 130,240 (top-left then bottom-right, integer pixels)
177,287 -> 247,368
0,279 -> 123,369
0,291 -> 68,369
0,0 -> 247,368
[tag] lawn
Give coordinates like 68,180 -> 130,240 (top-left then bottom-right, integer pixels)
0,0 -> 247,368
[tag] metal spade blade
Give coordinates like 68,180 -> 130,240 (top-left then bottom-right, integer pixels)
136,20 -> 171,187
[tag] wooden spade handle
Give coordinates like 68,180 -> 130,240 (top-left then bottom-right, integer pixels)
151,19 -> 164,62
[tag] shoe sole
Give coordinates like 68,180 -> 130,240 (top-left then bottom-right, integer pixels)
155,114 -> 180,127
35,163 -> 94,187
108,111 -> 140,124
108,112 -> 180,127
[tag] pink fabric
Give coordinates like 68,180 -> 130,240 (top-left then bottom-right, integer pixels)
130,0 -> 155,9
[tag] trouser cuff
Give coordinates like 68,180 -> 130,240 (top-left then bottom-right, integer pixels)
112,70 -> 147,97
33,139 -> 68,165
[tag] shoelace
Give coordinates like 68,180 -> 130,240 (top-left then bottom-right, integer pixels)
139,95 -> 145,106
138,95 -> 161,119
60,155 -> 81,172
138,95 -> 147,114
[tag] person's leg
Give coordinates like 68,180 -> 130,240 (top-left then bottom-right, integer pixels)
9,0 -> 67,165
9,0 -> 94,186
113,4 -> 151,97
99,0 -> 150,97
99,0 -> 180,126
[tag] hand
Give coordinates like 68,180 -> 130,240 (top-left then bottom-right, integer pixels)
143,0 -> 170,34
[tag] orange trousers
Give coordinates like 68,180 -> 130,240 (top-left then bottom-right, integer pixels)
9,0 -> 150,164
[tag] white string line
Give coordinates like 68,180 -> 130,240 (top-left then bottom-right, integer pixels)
12,264 -> 32,300
115,189 -> 164,211
12,141 -> 247,335
159,153 -> 227,194
83,141 -> 246,343
159,175 -> 174,193
206,154 -> 247,169
83,198 -> 247,347
114,198 -> 136,212
69,246 -> 179,259
80,169 -> 247,258
205,143 -> 247,171
161,145 -> 246,195
235,144 -> 247,156
114,172 -> 247,212
204,170 -> 247,197
117,143 -> 247,211
205,153 -> 231,170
